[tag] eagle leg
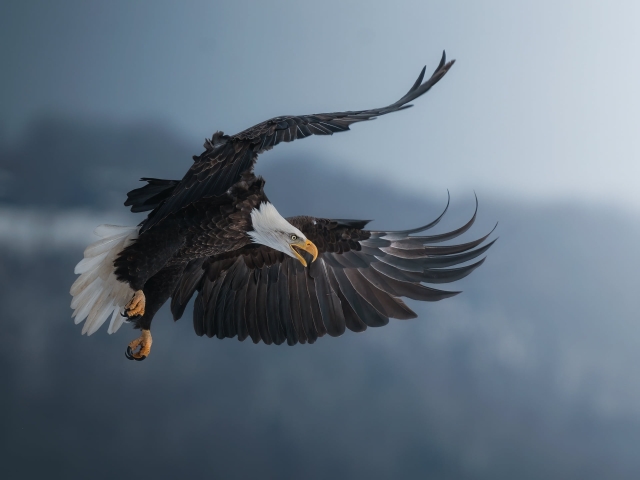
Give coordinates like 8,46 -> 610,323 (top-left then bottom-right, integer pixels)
121,265 -> 186,362
123,290 -> 149,360
125,329 -> 152,361
125,290 -> 146,318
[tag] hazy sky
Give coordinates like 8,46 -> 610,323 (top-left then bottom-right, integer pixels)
2,1 -> 640,207
3,4 -> 640,476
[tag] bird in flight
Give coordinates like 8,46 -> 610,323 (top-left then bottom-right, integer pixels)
70,51 -> 495,360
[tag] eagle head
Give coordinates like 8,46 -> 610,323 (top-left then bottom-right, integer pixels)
247,202 -> 318,267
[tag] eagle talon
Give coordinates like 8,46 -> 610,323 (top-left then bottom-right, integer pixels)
125,347 -> 146,361
125,329 -> 152,361
124,290 -> 146,318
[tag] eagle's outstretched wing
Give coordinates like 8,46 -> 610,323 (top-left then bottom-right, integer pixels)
171,197 -> 496,345
140,51 -> 455,233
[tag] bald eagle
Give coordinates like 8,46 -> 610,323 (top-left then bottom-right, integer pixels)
70,51 -> 495,360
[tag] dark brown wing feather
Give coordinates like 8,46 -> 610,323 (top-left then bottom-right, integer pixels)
140,52 -> 454,233
173,198 -> 495,346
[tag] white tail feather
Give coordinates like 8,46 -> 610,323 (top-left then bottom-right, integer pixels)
70,224 -> 139,335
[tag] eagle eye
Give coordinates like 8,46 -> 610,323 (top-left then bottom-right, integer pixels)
290,234 -> 298,241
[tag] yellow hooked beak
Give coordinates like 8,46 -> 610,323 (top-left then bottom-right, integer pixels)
290,239 -> 318,267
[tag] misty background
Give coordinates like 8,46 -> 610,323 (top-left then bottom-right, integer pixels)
2,1 -> 640,479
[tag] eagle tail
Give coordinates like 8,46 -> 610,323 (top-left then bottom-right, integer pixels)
70,225 -> 140,335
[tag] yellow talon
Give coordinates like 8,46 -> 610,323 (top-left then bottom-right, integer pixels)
125,290 -> 146,317
125,329 -> 152,361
